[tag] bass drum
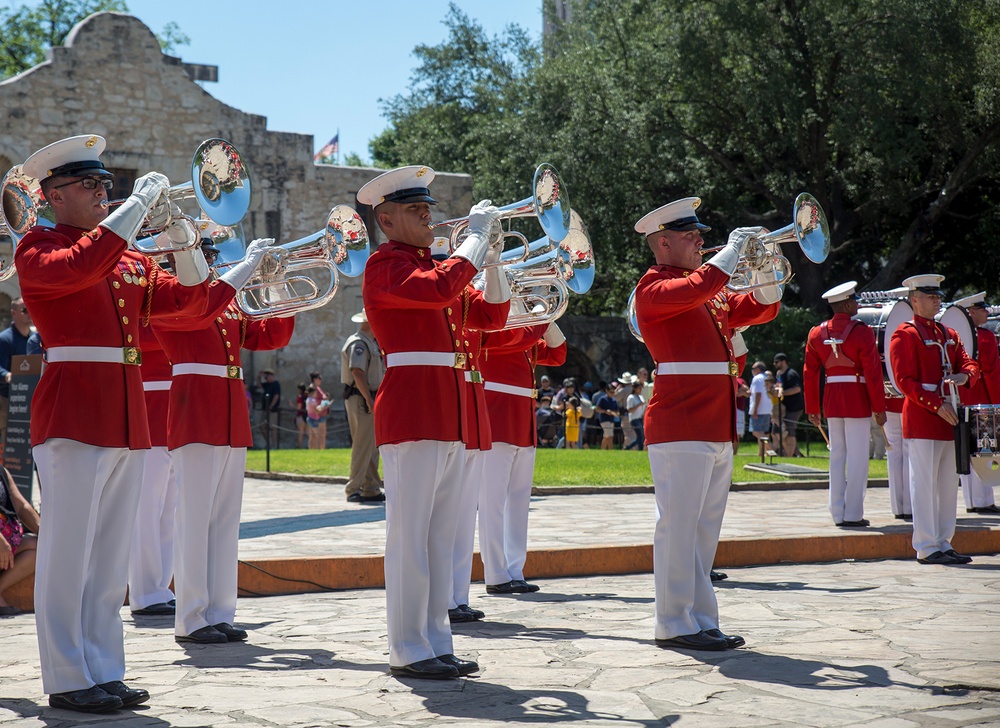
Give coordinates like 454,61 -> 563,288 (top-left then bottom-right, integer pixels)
938,304 -> 978,360
854,299 -> 913,397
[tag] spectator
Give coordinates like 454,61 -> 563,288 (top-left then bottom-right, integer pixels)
637,367 -> 654,402
0,298 -> 33,450
308,372 -> 329,448
582,381 -> 603,449
773,353 -> 804,456
537,375 -> 557,401
624,379 -> 646,450
748,362 -> 772,458
305,385 -> 331,450
258,369 -> 281,448
594,382 -> 620,450
0,466 -> 39,616
613,372 -> 636,447
735,375 -> 750,440
535,396 -> 560,447
292,383 -> 308,449
766,371 -> 781,452
552,377 -> 578,413
562,391 -> 582,449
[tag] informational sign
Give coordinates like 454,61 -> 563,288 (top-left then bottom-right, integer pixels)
4,354 -> 41,501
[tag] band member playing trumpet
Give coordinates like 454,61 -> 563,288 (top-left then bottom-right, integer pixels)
889,274 -> 978,565
633,197 -> 780,652
954,292 -> 1000,514
804,281 -> 886,527
153,234 -> 293,644
360,165 -> 510,680
14,134 -> 212,713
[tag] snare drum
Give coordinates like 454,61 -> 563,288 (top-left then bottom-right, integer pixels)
938,304 -> 978,360
854,299 -> 913,398
967,404 -> 1000,486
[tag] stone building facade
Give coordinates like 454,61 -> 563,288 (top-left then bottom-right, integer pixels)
0,12 -> 473,447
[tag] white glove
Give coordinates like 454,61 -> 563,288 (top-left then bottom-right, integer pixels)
100,171 -> 169,243
751,264 -> 783,304
145,197 -> 175,234
482,266 -> 512,304
219,237 -> 275,291
172,247 -> 210,286
164,215 -> 197,249
452,200 -> 500,270
707,226 -> 764,276
543,322 -> 566,347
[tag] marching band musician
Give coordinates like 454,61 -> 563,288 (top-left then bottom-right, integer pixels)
889,274 -> 979,565
360,165 -> 510,680
14,134 -> 212,713
954,293 -> 1000,514
478,322 -> 566,597
633,197 -> 780,652
153,236 -> 294,644
804,281 -> 887,528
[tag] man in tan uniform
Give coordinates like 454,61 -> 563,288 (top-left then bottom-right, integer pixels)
341,308 -> 385,503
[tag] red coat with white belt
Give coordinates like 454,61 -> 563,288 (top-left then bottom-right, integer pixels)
362,241 -> 509,446
139,326 -> 172,448
14,224 -> 209,449
804,312 -> 886,418
960,327 -> 1000,406
635,264 -> 780,445
889,315 -> 979,440
154,301 -> 294,449
481,325 -> 567,447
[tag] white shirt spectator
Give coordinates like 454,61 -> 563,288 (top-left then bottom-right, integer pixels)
626,392 -> 646,421
749,372 -> 773,417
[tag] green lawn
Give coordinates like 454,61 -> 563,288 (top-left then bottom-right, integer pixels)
246,443 -> 886,487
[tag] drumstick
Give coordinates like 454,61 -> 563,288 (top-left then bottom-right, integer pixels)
879,423 -> 892,451
816,421 -> 832,450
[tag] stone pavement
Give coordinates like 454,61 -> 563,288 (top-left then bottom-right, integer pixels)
1,558 -> 999,726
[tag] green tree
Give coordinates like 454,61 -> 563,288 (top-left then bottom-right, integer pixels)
1,1 -> 188,79
372,0 -> 1000,313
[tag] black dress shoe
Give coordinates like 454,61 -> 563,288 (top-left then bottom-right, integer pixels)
360,492 -> 386,503
436,653 -> 479,676
449,607 -> 478,623
346,493 -> 363,503
175,625 -> 228,644
656,631 -> 728,651
704,628 -> 745,648
917,550 -> 959,565
971,504 -> 1000,514
835,519 -> 870,527
213,622 -> 248,641
461,604 -> 485,620
48,686 -> 123,713
390,657 -> 459,679
710,570 -> 728,582
132,601 -> 175,616
96,681 -> 149,707
486,580 -> 526,594
945,549 -> 973,564
512,579 -> 539,593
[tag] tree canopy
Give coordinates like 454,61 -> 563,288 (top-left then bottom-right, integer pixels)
372,0 -> 1000,314
1,0 -> 188,80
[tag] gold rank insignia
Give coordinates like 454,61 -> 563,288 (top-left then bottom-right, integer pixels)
86,136 -> 98,148
416,167 -> 428,177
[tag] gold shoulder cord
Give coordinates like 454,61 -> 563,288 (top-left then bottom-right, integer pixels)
141,257 -> 158,328
241,315 -> 249,348
462,288 -> 471,332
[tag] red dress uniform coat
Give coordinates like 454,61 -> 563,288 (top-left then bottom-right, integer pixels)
885,393 -> 904,415
139,326 -> 172,448
154,301 -> 294,449
14,224 -> 209,449
889,315 -> 979,440
960,327 -> 1000,406
481,325 -> 567,447
635,264 -> 780,445
362,241 -> 509,446
804,312 -> 886,418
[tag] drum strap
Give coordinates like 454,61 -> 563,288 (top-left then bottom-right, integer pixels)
906,319 -> 955,375
818,320 -> 861,370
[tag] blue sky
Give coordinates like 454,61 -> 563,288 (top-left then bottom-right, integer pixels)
115,0 -> 544,162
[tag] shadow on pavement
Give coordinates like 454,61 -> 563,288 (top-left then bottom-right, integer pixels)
0,697 -> 172,726
239,508 -> 386,539
172,641 -> 384,674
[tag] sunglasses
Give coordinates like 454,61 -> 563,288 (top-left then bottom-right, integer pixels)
51,176 -> 114,191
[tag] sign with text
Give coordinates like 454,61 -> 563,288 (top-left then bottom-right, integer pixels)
4,354 -> 41,500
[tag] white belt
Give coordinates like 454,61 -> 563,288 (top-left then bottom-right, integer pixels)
464,370 -> 484,384
826,375 -> 867,384
485,381 -> 537,398
921,383 -> 938,391
45,345 -> 142,366
385,351 -> 467,369
172,363 -> 243,380
656,361 -> 737,376
142,380 -> 171,392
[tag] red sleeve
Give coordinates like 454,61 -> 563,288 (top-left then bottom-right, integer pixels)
803,326 -> 823,415
149,279 -> 236,330
465,286 -> 510,332
890,325 -> 943,414
638,264 -> 729,324
725,291 -> 782,329
243,315 -> 295,351
365,251 -> 478,309
15,226 -> 127,299
536,340 -> 567,366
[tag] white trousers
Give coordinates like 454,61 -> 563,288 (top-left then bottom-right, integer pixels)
961,468 -> 996,509
907,439 -> 958,559
478,443 -> 535,585
172,443 -> 247,636
884,412 -> 912,516
33,439 -> 144,694
381,440 -> 465,667
649,440 -> 732,640
450,448 -> 482,609
827,417 -> 872,523
128,446 -> 178,610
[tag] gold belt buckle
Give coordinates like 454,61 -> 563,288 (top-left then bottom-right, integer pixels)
469,371 -> 483,384
123,347 -> 142,366
453,353 -> 468,369
728,361 -> 738,376
226,365 -> 242,379
531,388 -> 538,398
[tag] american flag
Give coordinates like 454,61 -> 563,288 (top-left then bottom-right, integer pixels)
314,132 -> 339,163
